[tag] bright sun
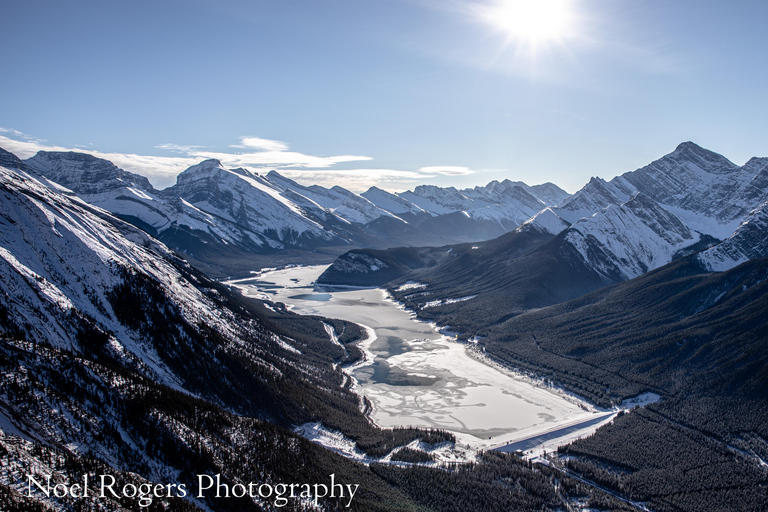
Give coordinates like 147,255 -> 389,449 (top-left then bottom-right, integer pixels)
484,0 -> 574,45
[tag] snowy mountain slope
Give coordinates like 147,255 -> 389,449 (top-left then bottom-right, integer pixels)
462,178 -> 569,207
517,207 -> 571,235
697,199 -> 768,271
267,171 -> 405,225
357,179 -> 571,241
22,152 -> 363,275
555,142 -> 767,235
0,155 -> 372,410
398,185 -> 472,215
546,142 -> 768,280
392,179 -> 566,226
563,193 -> 696,281
553,176 -> 633,226
529,182 -> 572,206
324,142 -> 768,329
361,186 -> 430,216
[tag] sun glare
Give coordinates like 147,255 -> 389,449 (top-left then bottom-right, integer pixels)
485,0 -> 574,45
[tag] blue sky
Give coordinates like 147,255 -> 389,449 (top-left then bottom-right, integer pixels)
2,0 -> 766,192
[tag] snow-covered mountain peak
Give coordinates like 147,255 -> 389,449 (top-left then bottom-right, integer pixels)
564,192 -> 696,281
172,158 -> 226,185
0,162 -> 231,368
547,141 -> 768,286
668,141 -> 738,174
25,151 -> 154,195
265,170 -> 299,190
554,176 -> 632,224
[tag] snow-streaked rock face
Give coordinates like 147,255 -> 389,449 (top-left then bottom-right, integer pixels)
554,176 -> 633,225
267,171 -> 403,225
0,158 -> 402,511
26,151 -> 154,195
24,154 -> 350,256
697,199 -> 768,271
554,142 -> 768,281
565,193 -> 696,281
517,207 -> 571,235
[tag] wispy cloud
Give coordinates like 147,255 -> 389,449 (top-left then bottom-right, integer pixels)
0,127 -> 26,138
155,143 -> 204,154
190,149 -> 371,169
419,165 -> 474,176
0,131 -> 373,188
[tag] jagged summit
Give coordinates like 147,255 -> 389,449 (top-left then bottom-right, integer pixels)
660,141 -> 739,174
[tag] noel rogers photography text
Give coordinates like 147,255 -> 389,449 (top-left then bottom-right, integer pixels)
26,473 -> 360,508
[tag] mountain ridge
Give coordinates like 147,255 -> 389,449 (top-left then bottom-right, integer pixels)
17,147 -> 568,277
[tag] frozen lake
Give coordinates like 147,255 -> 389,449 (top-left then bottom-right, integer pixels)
228,265 -> 611,453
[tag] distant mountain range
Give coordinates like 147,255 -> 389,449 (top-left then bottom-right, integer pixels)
20,150 -> 568,277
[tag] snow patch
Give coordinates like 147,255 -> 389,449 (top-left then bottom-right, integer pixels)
422,295 -> 476,309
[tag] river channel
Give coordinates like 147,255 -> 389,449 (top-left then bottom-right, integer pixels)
228,265 -> 612,454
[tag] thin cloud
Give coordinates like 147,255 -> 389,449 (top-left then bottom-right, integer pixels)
190,150 -> 371,169
0,127 -> 26,137
155,143 -> 204,154
419,165 -> 474,176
